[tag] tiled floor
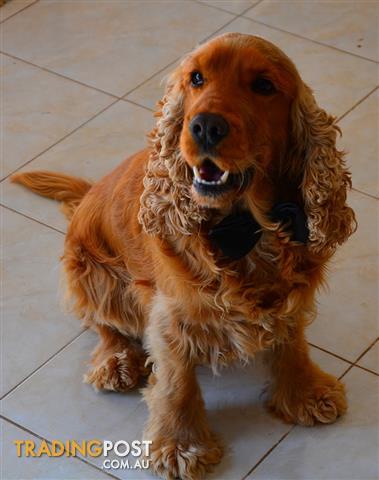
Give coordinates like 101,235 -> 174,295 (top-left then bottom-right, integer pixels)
1,1 -> 378,479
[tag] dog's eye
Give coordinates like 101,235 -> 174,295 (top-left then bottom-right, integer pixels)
252,76 -> 276,95
190,71 -> 204,87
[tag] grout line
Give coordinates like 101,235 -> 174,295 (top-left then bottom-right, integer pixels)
308,342 -> 354,365
194,0 -> 264,16
338,361 -> 355,380
242,0 -> 265,15
194,0 -> 240,15
354,364 -> 379,377
202,18 -> 242,43
337,358 -> 356,380
0,90 -> 151,184
0,203 -> 66,235
243,338 -> 378,478
0,328 -> 87,402
352,337 -> 379,365
0,51 -> 121,100
1,0 -> 261,110
121,56 -> 180,99
0,0 -> 39,24
0,98 -> 120,183
0,0 -> 238,105
351,187 -> 379,201
0,416 -> 121,480
201,3 -> 261,43
119,96 -> 153,112
337,85 -> 379,122
122,0 -> 263,100
239,15 -> 379,65
0,51 -> 155,113
1,51 -> 154,114
120,6 -> 243,99
241,427 -> 294,479
0,52 -> 154,183
122,0 -> 373,102
339,337 -> 379,380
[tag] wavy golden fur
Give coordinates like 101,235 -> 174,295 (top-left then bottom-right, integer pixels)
12,33 -> 356,479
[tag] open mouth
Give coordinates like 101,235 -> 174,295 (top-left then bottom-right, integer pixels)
192,159 -> 233,196
192,159 -> 251,196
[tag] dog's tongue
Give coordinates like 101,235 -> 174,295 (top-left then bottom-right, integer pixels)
199,160 -> 223,182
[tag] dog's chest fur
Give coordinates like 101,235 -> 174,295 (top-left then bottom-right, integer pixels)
159,259 -> 302,370
170,313 -> 287,372
147,232 -> 315,371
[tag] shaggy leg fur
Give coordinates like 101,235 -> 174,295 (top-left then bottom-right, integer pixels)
85,325 -> 148,392
143,297 -> 223,480
63,225 -> 150,393
144,366 -> 223,480
268,321 -> 347,426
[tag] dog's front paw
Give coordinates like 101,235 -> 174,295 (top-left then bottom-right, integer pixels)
146,435 -> 223,480
84,349 -> 146,392
268,373 -> 347,426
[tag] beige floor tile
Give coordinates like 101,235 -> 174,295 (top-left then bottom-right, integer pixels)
0,0 -> 36,22
1,330 -> 144,441
308,190 -> 379,362
126,61 -> 178,111
249,367 -> 379,480
1,0 -> 232,96
1,329 -> 158,480
1,54 -> 113,179
2,100 -> 154,232
205,347 -> 347,480
199,0 -> 258,15
1,328 -> 347,479
1,419 -> 109,479
308,346 -> 350,379
1,207 -> 83,397
246,0 -> 379,61
358,340 -> 379,374
339,89 -> 379,198
128,17 -> 379,118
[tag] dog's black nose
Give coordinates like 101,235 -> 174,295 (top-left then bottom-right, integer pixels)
189,113 -> 229,149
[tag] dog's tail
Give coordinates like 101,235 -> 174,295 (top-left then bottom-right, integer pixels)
11,171 -> 92,220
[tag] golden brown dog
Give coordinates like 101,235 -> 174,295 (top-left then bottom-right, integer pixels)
12,33 -> 356,480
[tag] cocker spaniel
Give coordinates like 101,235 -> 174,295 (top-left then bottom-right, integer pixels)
12,33 -> 356,480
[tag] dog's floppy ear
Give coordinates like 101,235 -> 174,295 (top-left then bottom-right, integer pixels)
138,65 -> 208,238
290,83 -> 356,256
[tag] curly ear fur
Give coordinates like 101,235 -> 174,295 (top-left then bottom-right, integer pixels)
291,83 -> 356,256
138,68 -> 209,237
139,62 -> 356,253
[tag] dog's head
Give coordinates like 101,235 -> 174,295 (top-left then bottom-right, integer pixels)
139,33 -> 356,256
179,33 -> 295,212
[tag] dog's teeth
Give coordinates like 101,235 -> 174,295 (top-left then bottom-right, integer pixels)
194,175 -> 228,187
193,166 -> 230,187
220,170 -> 229,184
193,166 -> 201,180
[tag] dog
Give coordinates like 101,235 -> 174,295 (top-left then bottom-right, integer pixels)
12,33 -> 356,480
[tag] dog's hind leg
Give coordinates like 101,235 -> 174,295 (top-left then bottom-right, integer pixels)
84,324 -> 149,392
63,237 -> 150,392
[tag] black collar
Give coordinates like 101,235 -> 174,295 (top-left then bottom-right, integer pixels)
208,202 -> 309,260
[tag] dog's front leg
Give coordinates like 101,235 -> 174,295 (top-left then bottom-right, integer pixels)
267,315 -> 347,426
143,295 -> 223,480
